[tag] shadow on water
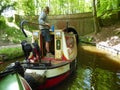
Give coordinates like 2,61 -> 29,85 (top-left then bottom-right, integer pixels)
51,44 -> 120,90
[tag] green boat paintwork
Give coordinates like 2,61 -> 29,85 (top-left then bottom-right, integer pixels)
0,73 -> 25,90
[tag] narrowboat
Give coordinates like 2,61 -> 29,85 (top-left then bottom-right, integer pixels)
21,20 -> 78,90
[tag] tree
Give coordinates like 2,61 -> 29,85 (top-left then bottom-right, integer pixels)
0,0 -> 16,15
93,0 -> 100,33
15,0 -> 36,15
97,0 -> 120,18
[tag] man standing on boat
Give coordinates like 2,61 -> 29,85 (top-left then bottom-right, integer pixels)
38,6 -> 54,57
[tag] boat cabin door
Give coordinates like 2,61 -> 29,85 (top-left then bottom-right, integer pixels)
32,30 -> 63,59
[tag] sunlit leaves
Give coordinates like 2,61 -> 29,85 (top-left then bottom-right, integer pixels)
97,0 -> 119,18
37,0 -> 92,15
0,0 -> 16,14
15,0 -> 36,15
1,0 -> 119,18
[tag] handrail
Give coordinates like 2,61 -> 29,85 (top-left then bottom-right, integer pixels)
20,20 -> 49,37
20,20 -> 28,37
0,69 -> 15,78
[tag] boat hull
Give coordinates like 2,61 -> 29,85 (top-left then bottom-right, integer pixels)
37,70 -> 70,90
20,23 -> 78,89
0,73 -> 32,90
24,59 -> 76,90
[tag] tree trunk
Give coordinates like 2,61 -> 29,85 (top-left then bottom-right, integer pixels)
118,0 -> 120,20
93,0 -> 100,34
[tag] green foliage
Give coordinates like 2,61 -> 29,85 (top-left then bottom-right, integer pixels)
49,0 -> 92,15
0,0 -> 16,14
14,0 -> 93,15
97,0 -> 119,18
7,17 -> 14,22
13,0 -> 119,20
0,16 -> 7,35
5,27 -> 26,43
1,0 -> 120,19
0,16 -> 26,44
15,0 -> 36,15
0,47 -> 24,61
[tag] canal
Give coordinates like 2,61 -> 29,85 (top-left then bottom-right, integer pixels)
0,44 -> 120,90
53,44 -> 120,90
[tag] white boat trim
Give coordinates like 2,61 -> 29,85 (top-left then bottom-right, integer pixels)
25,63 -> 70,78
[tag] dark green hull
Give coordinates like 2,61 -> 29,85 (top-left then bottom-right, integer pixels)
0,73 -> 32,90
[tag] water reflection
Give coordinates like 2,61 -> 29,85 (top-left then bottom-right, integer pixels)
52,44 -> 120,90
76,67 -> 92,90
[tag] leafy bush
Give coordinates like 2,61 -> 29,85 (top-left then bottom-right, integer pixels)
0,47 -> 24,61
0,16 -> 6,30
4,26 -> 26,43
7,17 -> 14,22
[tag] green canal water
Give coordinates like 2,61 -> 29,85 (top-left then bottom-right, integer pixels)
0,45 -> 120,90
53,45 -> 120,90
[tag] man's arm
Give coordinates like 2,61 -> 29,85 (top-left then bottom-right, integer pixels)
38,12 -> 50,28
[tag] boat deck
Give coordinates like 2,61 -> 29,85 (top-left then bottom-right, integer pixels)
23,57 -> 71,69
41,57 -> 70,68
41,56 -> 68,63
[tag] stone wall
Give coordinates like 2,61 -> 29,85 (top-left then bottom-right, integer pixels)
48,12 -> 94,35
15,12 -> 94,36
